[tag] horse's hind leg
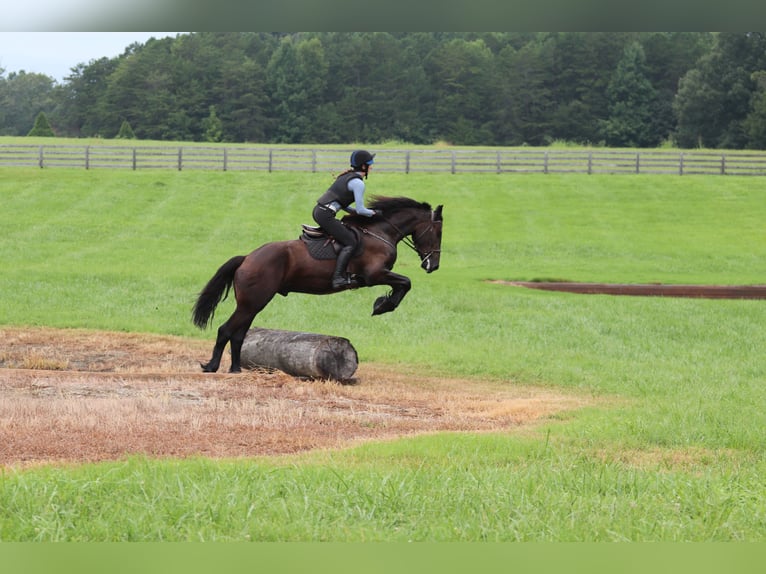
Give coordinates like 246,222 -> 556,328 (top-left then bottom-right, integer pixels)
227,292 -> 279,372
229,324 -> 252,373
201,321 -> 233,373
201,251 -> 285,372
200,308 -> 258,373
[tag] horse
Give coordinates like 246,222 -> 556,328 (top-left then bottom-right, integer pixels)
192,196 -> 443,373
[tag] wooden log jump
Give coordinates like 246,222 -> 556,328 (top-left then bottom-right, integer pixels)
239,328 -> 358,381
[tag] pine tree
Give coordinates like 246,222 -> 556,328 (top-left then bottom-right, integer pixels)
743,71 -> 766,149
603,42 -> 659,147
27,111 -> 55,137
116,120 -> 136,139
201,106 -> 223,142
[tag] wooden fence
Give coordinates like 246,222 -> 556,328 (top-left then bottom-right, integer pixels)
2,144 -> 766,176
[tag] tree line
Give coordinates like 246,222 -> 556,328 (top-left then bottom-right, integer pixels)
2,32 -> 766,149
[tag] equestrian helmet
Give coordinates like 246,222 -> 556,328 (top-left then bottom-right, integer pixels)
350,150 -> 375,170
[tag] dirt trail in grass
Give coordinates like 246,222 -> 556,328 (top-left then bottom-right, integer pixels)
0,327 -> 591,468
493,280 -> 766,299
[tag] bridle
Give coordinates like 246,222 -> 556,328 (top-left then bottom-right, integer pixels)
364,211 -> 442,267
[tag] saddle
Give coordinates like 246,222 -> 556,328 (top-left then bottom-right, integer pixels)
300,225 -> 363,260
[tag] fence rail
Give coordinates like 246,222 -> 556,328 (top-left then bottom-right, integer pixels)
2,144 -> 766,176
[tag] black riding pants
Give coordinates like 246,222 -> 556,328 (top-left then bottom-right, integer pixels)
312,204 -> 357,247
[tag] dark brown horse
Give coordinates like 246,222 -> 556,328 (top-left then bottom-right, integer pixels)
192,196 -> 443,373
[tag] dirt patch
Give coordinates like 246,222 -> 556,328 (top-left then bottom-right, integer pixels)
492,281 -> 766,299
0,327 -> 590,469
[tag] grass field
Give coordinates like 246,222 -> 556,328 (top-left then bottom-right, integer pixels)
1,163 -> 765,541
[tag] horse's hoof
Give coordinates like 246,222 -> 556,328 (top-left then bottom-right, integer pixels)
200,362 -> 218,373
372,296 -> 395,315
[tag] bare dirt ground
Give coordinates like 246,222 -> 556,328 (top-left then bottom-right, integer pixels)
0,327 -> 591,469
494,280 -> 766,299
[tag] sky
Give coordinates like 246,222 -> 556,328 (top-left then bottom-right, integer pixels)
0,32 -> 179,82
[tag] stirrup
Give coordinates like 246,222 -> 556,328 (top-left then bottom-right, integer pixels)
332,277 -> 350,288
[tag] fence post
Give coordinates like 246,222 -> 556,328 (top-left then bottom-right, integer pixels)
312,150 -> 317,172
177,148 -> 183,171
721,154 -> 726,175
38,146 -> 44,168
496,151 -> 501,174
85,146 -> 90,170
544,151 -> 549,174
587,152 -> 592,175
635,152 -> 640,174
223,148 -> 228,171
679,153 -> 684,175
405,151 -> 410,174
268,149 -> 273,173
451,151 -> 456,174
132,148 -> 137,170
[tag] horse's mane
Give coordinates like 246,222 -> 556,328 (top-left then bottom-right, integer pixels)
343,196 -> 432,225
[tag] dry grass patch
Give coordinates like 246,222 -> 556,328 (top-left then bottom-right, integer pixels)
592,445 -> 747,473
1,327 -> 592,468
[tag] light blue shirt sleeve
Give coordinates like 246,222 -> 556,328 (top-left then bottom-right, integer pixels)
348,177 -> 376,217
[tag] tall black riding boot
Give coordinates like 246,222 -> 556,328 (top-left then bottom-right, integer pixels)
332,245 -> 355,289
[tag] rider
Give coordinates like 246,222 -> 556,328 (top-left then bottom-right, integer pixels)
313,150 -> 377,288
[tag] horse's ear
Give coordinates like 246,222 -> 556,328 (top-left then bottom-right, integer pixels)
434,205 -> 443,221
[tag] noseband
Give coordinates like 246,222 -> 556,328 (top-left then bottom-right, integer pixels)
375,211 -> 442,266
411,221 -> 442,267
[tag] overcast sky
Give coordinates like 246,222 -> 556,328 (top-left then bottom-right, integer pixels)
0,32 -> 179,82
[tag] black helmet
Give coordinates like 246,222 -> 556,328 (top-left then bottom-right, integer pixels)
350,150 -> 375,170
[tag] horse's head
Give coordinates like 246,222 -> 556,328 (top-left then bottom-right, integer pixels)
353,197 -> 443,273
412,204 -> 443,273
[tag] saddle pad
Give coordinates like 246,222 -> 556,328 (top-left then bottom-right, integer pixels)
300,232 -> 338,260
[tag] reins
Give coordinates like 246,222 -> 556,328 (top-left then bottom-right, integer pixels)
363,211 -> 441,264
360,227 -> 396,249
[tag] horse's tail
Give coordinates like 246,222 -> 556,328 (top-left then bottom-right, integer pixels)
192,255 -> 246,329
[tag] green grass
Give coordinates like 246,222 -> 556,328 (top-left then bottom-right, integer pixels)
1,166 -> 766,541
2,440 -> 764,541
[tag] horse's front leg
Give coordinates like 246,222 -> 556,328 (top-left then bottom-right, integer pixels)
371,271 -> 411,316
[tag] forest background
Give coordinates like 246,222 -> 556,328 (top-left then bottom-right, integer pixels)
2,32 -> 766,149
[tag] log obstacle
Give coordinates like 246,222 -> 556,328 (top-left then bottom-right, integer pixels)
239,328 -> 358,381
